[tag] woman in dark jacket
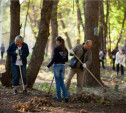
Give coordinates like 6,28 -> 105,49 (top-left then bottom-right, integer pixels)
7,35 -> 29,94
46,36 -> 68,102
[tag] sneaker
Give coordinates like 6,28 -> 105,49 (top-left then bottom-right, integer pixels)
23,89 -> 27,93
13,90 -> 17,95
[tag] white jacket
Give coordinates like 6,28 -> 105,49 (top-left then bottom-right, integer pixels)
99,51 -> 104,60
115,52 -> 125,66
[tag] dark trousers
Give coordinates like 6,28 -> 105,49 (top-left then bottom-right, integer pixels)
11,64 -> 27,87
1,52 -> 4,59
112,58 -> 116,70
116,64 -> 124,75
100,59 -> 105,69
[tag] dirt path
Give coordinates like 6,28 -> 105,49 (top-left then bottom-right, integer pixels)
1,60 -> 126,113
1,85 -> 126,113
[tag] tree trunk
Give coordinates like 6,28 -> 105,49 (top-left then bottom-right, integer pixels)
23,0 -> 30,38
27,0 -> 53,88
104,0 -> 109,50
58,13 -> 72,49
108,22 -> 111,58
115,11 -> 126,48
76,0 -> 84,34
1,0 -> 20,87
49,0 -> 58,57
83,0 -> 85,17
99,0 -> 104,50
84,0 -> 101,87
28,5 -> 40,39
28,14 -> 38,39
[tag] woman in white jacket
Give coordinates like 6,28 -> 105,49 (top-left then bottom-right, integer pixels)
115,49 -> 125,76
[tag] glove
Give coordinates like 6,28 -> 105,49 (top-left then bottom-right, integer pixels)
70,49 -> 74,55
82,63 -> 86,68
16,49 -> 19,54
45,66 -> 49,71
17,55 -> 20,60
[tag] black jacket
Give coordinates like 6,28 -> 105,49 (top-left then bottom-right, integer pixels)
47,45 -> 68,68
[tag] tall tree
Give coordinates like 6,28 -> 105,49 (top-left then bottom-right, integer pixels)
1,0 -> 20,87
76,0 -> 81,43
104,0 -> 110,50
84,0 -> 102,87
99,0 -> 105,50
27,0 -> 53,88
49,0 -> 59,57
58,12 -> 72,49
75,0 -> 84,33
28,4 -> 41,39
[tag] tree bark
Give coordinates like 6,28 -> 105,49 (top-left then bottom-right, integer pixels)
99,0 -> 104,50
58,13 -> 72,49
27,0 -> 53,88
83,0 -> 85,21
49,0 -> 58,57
76,0 -> 81,43
108,21 -> 111,58
104,0 -> 109,50
1,0 -> 20,87
84,0 -> 101,87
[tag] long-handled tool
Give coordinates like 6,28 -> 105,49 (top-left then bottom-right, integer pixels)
48,76 -> 54,94
73,53 -> 107,93
18,59 -> 25,91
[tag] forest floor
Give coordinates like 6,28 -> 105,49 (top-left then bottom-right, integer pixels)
1,59 -> 126,113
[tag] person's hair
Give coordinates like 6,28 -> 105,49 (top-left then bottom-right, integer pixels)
85,40 -> 92,45
15,35 -> 23,42
56,36 -> 67,52
122,49 -> 125,52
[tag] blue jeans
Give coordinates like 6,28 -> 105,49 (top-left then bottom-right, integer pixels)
53,64 -> 68,101
11,64 -> 27,87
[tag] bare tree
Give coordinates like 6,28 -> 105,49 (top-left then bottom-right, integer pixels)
99,0 -> 105,50
1,0 -> 20,87
26,0 -> 53,88
49,0 -> 59,57
58,13 -> 72,49
104,0 -> 110,50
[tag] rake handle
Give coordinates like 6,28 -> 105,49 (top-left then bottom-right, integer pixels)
73,53 -> 105,89
48,76 -> 54,94
18,61 -> 25,90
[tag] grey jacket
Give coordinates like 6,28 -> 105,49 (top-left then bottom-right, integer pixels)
71,44 -> 92,69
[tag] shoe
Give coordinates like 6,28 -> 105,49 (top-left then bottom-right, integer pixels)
13,90 -> 17,95
121,75 -> 124,80
23,89 -> 27,93
65,98 -> 69,103
53,97 -> 61,102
